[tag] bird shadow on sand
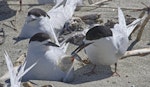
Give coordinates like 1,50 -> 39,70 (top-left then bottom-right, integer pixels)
2,64 -> 113,85
71,64 -> 113,84
0,0 -> 16,21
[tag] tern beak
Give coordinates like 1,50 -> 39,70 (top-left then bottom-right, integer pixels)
71,42 -> 93,62
43,41 -> 59,47
72,42 -> 93,55
47,14 -> 50,19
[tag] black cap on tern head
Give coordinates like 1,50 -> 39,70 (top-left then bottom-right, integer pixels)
86,25 -> 113,40
29,33 -> 50,43
28,8 -> 50,18
29,33 -> 59,47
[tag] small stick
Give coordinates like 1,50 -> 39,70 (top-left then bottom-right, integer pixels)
3,23 -> 17,31
129,11 -> 145,39
136,14 -> 150,41
121,48 -> 150,59
131,2 -> 150,41
90,0 -> 112,6
10,20 -> 16,28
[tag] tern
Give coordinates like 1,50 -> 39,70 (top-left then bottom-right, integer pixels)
72,7 -> 142,76
15,0 -> 82,46
21,33 -> 76,82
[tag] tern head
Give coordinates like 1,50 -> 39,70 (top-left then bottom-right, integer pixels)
28,33 -> 59,52
26,8 -> 50,24
14,8 -> 50,44
72,25 -> 112,55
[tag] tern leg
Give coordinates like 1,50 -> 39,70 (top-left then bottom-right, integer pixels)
19,0 -> 22,12
112,63 -> 120,77
83,64 -> 96,76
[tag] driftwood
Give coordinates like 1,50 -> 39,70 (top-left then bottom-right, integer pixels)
129,11 -> 145,40
129,3 -> 150,41
121,48 -> 150,59
3,23 -> 17,31
90,0 -> 112,6
136,14 -> 150,41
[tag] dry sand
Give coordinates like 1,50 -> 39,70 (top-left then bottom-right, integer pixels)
0,0 -> 150,87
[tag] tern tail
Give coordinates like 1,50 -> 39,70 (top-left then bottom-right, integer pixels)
118,7 -> 142,37
127,18 -> 141,36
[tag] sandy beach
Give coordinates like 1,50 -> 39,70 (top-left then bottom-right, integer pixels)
0,0 -> 150,87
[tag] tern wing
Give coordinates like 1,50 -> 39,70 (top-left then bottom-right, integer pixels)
4,51 -> 37,87
47,0 -> 82,30
113,7 -> 127,35
4,51 -> 16,86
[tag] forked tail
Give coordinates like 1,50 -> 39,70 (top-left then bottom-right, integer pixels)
118,7 -> 141,36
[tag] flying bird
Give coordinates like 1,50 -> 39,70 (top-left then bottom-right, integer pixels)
72,7 -> 142,76
15,0 -> 83,46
